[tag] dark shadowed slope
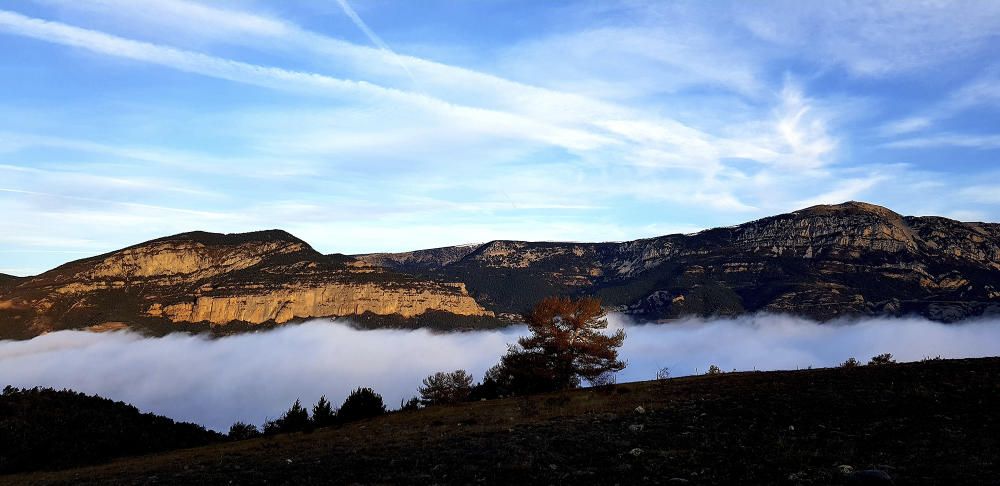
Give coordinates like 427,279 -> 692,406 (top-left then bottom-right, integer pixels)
7,357 -> 999,485
0,274 -> 22,291
0,386 -> 221,475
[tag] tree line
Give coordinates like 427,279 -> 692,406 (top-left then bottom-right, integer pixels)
231,296 -> 628,438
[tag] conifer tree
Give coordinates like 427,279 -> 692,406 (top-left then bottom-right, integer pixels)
312,395 -> 336,427
337,388 -> 386,423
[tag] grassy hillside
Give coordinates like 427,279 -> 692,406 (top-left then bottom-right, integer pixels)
5,357 -> 999,485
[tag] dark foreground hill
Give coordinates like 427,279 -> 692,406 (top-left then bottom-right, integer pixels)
0,387 -> 221,475
6,357 -> 999,485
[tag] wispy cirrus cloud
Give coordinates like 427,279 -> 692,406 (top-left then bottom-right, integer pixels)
878,69 -> 1000,138
0,0 -> 997,276
883,133 -> 1000,150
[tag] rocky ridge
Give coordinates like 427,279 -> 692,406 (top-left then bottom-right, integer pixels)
0,230 -> 492,340
359,202 -> 1000,321
2,201 -> 999,340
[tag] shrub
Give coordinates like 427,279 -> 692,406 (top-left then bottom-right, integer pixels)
468,363 -> 511,401
262,418 -> 281,436
590,372 -> 616,387
706,364 -> 723,375
399,396 -> 422,411
228,421 -> 260,441
840,357 -> 860,368
338,387 -> 386,423
868,353 -> 896,366
279,399 -> 312,433
312,395 -> 336,428
419,370 -> 474,405
655,367 -> 671,380
481,347 -> 566,397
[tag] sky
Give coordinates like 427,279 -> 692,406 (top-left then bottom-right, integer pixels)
1,0 -> 999,276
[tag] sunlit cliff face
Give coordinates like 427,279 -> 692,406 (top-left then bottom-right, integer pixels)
3,313 -> 1000,431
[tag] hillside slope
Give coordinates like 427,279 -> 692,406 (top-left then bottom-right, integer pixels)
0,386 -> 221,475
8,357 -> 999,485
0,274 -> 22,292
0,230 -> 495,339
358,202 -> 1000,321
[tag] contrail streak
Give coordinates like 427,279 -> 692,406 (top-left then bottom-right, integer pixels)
334,0 -> 416,82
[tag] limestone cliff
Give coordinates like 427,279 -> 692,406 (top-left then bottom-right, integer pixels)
0,230 -> 492,339
147,282 -> 485,324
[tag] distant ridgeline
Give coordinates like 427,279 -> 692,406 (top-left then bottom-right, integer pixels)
2,201 -> 1000,339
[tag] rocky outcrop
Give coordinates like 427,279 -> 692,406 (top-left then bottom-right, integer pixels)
0,230 -> 492,339
147,282 -> 485,324
354,244 -> 484,272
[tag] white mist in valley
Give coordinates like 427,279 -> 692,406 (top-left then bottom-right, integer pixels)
2,314 -> 1000,432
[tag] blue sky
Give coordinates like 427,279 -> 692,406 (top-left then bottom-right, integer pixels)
1,0 -> 999,275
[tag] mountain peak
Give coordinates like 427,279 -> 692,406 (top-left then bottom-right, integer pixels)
796,201 -> 902,220
149,229 -> 308,247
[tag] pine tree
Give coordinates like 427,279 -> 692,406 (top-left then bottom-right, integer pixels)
418,370 -> 474,405
279,399 -> 310,433
312,395 -> 336,428
515,296 -> 626,390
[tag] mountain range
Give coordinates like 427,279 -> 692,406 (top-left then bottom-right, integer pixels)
2,201 -> 998,340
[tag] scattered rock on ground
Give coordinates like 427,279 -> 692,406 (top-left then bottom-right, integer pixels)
848,469 -> 893,484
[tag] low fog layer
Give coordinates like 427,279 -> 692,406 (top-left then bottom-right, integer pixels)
2,314 -> 1000,431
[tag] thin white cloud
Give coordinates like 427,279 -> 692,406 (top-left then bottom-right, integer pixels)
883,134 -> 1000,150
738,1 -> 1000,78
0,188 -> 229,219
878,69 -> 1000,137
333,0 -> 415,82
877,116 -> 932,137
0,10 -> 610,153
959,185 -> 1000,204
794,177 -> 882,208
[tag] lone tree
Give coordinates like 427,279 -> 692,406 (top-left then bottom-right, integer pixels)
491,296 -> 626,394
419,370 -> 474,406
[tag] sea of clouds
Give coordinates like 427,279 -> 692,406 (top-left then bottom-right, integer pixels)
2,313 -> 1000,432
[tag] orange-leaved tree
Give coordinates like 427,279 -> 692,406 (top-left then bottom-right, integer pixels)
515,296 -> 626,390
